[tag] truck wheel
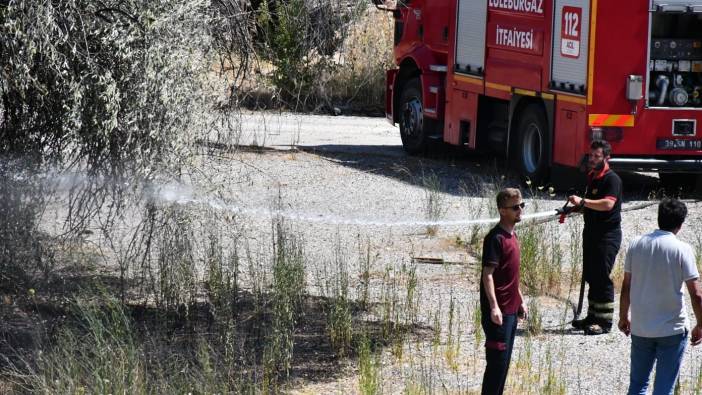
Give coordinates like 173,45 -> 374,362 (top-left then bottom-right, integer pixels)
659,173 -> 699,196
515,103 -> 551,185
399,78 -> 428,154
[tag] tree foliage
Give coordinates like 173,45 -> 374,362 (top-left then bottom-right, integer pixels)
1,0 -> 215,175
254,0 -> 364,109
0,0 -> 226,288
0,0 -> 386,290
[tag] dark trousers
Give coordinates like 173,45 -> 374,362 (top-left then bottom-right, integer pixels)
481,313 -> 518,395
583,228 -> 622,328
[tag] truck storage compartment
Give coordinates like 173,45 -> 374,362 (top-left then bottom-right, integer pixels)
648,8 -> 702,108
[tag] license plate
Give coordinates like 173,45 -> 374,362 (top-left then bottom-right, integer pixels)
656,139 -> 702,150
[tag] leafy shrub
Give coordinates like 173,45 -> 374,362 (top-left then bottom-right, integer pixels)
0,0 -> 226,288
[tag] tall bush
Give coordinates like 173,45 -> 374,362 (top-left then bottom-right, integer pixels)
255,0 -> 363,110
0,0 -> 225,288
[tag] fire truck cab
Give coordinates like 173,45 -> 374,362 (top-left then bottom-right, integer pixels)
376,0 -> 702,188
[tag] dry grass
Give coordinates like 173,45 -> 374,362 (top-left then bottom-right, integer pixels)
325,8 -> 394,113
228,6 -> 393,115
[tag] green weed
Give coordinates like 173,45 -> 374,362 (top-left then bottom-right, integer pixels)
358,337 -> 381,395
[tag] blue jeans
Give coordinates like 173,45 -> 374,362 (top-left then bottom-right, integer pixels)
628,330 -> 688,395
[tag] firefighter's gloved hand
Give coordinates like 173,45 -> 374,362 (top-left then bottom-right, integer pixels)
555,206 -> 575,216
556,205 -> 576,224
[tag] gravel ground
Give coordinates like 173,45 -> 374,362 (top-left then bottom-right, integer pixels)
183,112 -> 702,394
46,112 -> 702,394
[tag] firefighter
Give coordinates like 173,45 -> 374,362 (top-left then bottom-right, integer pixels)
568,140 -> 623,335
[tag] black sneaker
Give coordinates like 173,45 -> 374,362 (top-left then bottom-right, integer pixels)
572,316 -> 593,330
584,323 -> 611,335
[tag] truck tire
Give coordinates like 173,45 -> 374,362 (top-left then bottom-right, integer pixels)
399,78 -> 429,154
658,172 -> 699,196
515,103 -> 551,185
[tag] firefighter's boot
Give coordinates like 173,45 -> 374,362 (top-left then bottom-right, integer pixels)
584,323 -> 611,336
586,300 -> 614,335
571,315 -> 594,330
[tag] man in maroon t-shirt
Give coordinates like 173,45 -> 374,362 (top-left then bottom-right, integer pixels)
480,188 -> 528,395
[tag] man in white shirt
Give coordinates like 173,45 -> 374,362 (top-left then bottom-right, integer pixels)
619,198 -> 702,395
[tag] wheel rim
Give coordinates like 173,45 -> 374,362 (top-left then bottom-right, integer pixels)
401,97 -> 423,139
522,122 -> 543,174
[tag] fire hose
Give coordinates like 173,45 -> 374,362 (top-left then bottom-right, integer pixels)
554,189 -> 586,322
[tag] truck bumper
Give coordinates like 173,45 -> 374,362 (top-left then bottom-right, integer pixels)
609,157 -> 702,173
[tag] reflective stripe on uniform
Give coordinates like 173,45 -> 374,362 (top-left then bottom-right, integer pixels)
589,301 -> 614,310
590,310 -> 613,320
588,301 -> 614,320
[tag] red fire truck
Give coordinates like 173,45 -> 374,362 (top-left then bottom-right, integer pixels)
374,0 -> 702,188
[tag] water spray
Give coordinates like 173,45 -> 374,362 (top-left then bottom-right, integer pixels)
36,170 -> 568,228
162,190 -> 560,228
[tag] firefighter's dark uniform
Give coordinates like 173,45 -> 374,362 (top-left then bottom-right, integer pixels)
580,163 -> 622,332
